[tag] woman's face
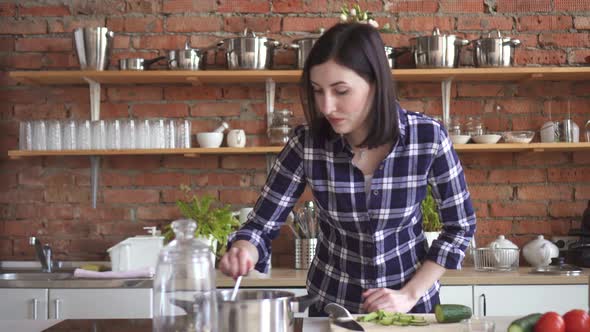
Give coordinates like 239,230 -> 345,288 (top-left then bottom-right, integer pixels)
310,59 -> 375,140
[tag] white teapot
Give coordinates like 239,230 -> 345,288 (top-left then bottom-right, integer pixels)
487,235 -> 519,267
522,235 -> 559,267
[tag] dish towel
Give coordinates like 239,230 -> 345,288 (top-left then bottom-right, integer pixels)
74,266 -> 155,279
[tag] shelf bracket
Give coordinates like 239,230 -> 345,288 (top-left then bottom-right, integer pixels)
83,77 -> 101,208
265,78 -> 276,136
441,78 -> 453,128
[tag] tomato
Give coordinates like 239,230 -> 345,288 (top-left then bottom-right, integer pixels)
563,309 -> 590,332
535,312 -> 565,332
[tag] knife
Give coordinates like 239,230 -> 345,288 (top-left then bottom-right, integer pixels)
324,303 -> 365,331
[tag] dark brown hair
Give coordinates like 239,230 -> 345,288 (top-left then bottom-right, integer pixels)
300,23 -> 400,148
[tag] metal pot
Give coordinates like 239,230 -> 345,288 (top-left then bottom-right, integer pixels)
473,30 -> 521,67
410,27 -> 469,68
74,27 -> 114,70
168,42 -> 217,70
384,46 -> 410,69
119,56 -> 166,70
219,29 -> 281,70
217,289 -> 317,332
287,36 -> 320,69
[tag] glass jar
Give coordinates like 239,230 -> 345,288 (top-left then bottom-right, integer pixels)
465,116 -> 484,136
268,109 -> 293,145
153,219 -> 217,332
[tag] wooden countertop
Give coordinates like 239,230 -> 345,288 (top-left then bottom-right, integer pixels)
216,267 -> 590,288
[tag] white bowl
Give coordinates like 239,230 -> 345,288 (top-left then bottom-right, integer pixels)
196,132 -> 223,148
472,134 -> 501,144
502,131 -> 535,144
450,134 -> 471,145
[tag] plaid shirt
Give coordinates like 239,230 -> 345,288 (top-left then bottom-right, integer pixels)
229,107 -> 476,314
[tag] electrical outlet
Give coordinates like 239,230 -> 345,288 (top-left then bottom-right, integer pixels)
551,236 -> 578,251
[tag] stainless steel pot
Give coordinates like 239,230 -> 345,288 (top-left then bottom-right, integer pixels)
168,42 -> 217,70
119,56 -> 166,70
74,27 -> 114,70
217,289 -> 317,332
410,27 -> 469,68
288,37 -> 319,69
473,30 -> 521,67
219,29 -> 281,70
384,46 -> 410,69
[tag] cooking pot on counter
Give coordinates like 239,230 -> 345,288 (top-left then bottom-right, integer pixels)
472,30 -> 520,67
119,56 -> 166,70
218,28 -> 281,70
410,27 -> 469,68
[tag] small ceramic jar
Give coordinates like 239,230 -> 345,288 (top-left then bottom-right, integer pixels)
487,235 -> 519,267
522,235 -> 559,267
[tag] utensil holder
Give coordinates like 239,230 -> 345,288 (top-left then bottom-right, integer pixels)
295,238 -> 317,270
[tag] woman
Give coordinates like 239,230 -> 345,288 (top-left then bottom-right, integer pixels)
219,23 -> 476,316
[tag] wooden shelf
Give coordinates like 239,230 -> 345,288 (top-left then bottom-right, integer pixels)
7,143 -> 590,158
9,67 -> 590,85
7,146 -> 284,159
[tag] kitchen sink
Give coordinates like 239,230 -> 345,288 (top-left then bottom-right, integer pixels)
0,272 -> 73,280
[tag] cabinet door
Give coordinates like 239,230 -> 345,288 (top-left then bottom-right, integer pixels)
0,288 -> 48,320
48,288 -> 152,319
474,285 -> 588,316
439,285 -> 473,310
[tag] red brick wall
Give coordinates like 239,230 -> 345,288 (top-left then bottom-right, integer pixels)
1,0 -> 589,267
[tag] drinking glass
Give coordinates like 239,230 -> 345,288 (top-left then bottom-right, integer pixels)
62,120 -> 77,150
107,119 -> 122,150
150,119 -> 165,149
122,119 -> 136,149
32,120 -> 47,151
91,120 -> 107,150
165,119 -> 176,149
176,119 -> 191,148
138,119 -> 151,149
19,121 -> 33,150
77,120 -> 91,150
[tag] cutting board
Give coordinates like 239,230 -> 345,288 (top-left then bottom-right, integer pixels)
329,314 -> 464,332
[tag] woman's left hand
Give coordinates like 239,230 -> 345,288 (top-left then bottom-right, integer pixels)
361,288 -> 418,313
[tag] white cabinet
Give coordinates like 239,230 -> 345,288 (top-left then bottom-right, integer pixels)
439,285 -> 473,310
0,288 -> 48,320
48,288 -> 152,319
474,285 -> 588,316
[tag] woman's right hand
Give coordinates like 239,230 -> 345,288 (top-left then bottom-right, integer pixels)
218,240 -> 258,280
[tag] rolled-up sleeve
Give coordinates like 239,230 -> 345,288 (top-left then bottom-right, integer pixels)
228,126 -> 308,273
425,125 -> 476,269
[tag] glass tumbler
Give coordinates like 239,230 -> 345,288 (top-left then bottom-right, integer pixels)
19,121 -> 33,151
150,119 -> 165,149
165,119 -> 176,149
32,120 -> 47,151
122,119 -> 136,149
91,120 -> 107,150
77,120 -> 92,150
176,119 -> 191,148
107,119 -> 122,150
62,120 -> 77,150
47,120 -> 63,151
138,119 -> 151,149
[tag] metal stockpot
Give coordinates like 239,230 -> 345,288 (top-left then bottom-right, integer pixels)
219,29 -> 281,70
287,37 -> 319,69
384,46 -> 410,69
73,27 -> 114,70
473,30 -> 521,67
119,56 -> 166,70
410,27 -> 469,68
217,289 -> 317,332
168,42 -> 216,70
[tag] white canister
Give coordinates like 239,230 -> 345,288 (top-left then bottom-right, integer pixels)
522,235 -> 559,267
107,227 -> 164,272
227,129 -> 246,148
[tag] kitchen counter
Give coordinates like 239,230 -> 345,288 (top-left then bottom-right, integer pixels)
216,267 -> 590,288
0,316 -> 518,332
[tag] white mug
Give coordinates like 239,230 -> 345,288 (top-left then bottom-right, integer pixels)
227,129 -> 246,148
232,207 -> 253,224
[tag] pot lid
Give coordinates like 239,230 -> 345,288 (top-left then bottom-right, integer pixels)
410,27 -> 461,40
479,29 -> 513,41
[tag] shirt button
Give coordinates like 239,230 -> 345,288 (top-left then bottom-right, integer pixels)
373,190 -> 379,196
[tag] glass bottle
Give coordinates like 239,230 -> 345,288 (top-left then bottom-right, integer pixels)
153,219 -> 217,332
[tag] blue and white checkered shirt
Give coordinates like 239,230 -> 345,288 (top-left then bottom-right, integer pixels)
229,107 -> 476,314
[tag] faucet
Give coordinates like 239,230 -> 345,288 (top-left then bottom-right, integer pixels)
29,237 -> 53,272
